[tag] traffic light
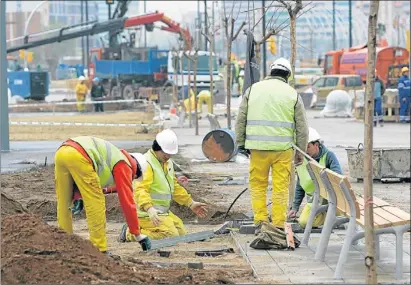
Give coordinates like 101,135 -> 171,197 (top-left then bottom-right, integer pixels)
105,0 -> 114,4
19,49 -> 25,60
27,52 -> 34,63
269,37 -> 276,55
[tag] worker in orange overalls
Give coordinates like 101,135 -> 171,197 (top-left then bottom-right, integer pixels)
54,136 -> 151,255
75,76 -> 88,112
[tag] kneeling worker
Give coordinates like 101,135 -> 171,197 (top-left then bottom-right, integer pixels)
287,128 -> 342,228
119,129 -> 208,241
55,136 -> 152,254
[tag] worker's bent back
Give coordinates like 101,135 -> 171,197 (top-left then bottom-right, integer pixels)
245,78 -> 297,151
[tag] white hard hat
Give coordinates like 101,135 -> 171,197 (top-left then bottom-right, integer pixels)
24,67 -> 29,72
156,129 -> 178,154
78,76 -> 86,80
308,127 -> 321,143
130,152 -> 148,174
270,57 -> 292,75
239,70 -> 245,76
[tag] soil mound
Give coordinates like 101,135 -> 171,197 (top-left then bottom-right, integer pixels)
1,214 -> 235,284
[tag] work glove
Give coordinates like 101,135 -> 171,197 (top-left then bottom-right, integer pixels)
177,176 -> 189,186
237,146 -> 250,158
287,209 -> 297,219
403,97 -> 407,102
189,201 -> 208,218
147,207 -> 162,226
134,234 -> 152,251
71,199 -> 84,215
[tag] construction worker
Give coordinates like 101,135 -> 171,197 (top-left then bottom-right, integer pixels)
238,70 -> 244,95
54,136 -> 152,254
75,76 -> 88,113
398,66 -> 410,123
235,57 -> 309,230
373,70 -> 386,127
91,77 -> 105,112
287,127 -> 342,228
197,89 -> 212,114
119,129 -> 208,241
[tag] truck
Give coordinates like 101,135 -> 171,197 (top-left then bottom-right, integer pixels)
7,6 -> 223,104
323,44 -> 409,88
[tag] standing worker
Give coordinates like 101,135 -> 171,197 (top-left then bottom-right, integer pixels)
91,77 -> 105,112
119,129 -> 208,241
398,66 -> 410,123
54,136 -> 152,254
75,76 -> 88,113
238,70 -> 245,95
235,57 -> 309,230
373,70 -> 386,127
287,128 -> 342,228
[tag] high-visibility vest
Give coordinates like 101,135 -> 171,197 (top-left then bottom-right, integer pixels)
296,152 -> 328,196
137,150 -> 175,218
245,77 -> 297,151
70,136 -> 130,187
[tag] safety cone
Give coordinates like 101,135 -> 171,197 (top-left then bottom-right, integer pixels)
169,103 -> 177,115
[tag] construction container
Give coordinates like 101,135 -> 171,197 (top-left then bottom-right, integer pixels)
346,145 -> 410,180
202,129 -> 237,162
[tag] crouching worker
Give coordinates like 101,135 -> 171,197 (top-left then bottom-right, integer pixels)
119,129 -> 208,241
287,128 -> 342,228
54,136 -> 152,254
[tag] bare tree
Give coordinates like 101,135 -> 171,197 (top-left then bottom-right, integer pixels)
184,47 -> 200,135
222,2 -> 247,130
364,1 -> 379,284
276,0 -> 303,87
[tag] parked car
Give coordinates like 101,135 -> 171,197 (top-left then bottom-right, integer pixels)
308,74 -> 363,107
294,67 -> 323,90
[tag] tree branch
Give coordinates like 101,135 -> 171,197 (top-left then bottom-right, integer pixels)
233,21 -> 246,41
252,0 -> 275,31
257,29 -> 276,44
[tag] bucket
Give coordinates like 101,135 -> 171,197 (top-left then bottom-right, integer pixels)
202,129 -> 237,162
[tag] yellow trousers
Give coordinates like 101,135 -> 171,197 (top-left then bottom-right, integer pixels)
55,146 -> 107,251
197,93 -> 212,113
249,149 -> 293,227
298,202 -> 326,228
76,94 -> 86,112
126,211 -> 186,241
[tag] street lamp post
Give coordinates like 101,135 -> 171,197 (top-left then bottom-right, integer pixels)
1,0 -> 10,152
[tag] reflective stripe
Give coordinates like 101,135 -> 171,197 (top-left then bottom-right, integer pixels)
247,120 -> 295,129
153,205 -> 170,213
246,135 -> 294,143
151,193 -> 172,200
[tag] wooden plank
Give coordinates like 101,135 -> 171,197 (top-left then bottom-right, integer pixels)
374,207 -> 409,227
360,209 -> 392,228
372,196 -> 390,207
382,103 -> 400,108
383,206 -> 411,221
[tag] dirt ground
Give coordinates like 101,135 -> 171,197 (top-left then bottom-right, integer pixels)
1,214 -> 251,284
9,111 -> 161,141
0,146 -> 255,284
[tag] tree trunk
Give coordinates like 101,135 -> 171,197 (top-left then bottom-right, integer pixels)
364,1 -> 379,284
226,38 -> 232,130
289,15 -> 297,88
209,39 -> 214,114
187,56 -> 192,128
255,42 -> 262,77
173,52 -> 178,105
193,54 -> 199,135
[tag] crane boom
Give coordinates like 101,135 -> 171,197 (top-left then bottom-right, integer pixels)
7,12 -> 192,54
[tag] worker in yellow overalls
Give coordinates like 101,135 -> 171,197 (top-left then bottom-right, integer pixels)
197,89 -> 212,114
75,76 -> 88,113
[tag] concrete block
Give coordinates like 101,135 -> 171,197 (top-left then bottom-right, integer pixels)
239,224 -> 257,234
188,262 -> 204,269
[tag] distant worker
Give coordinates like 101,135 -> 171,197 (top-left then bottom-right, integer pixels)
75,76 -> 88,113
119,129 -> 208,241
238,70 -> 244,95
373,70 -> 386,127
235,57 -> 309,231
398,66 -> 410,123
197,89 -> 212,114
287,128 -> 342,228
91,77 -> 105,112
54,136 -> 152,254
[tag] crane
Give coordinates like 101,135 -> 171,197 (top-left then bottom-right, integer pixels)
6,12 -> 192,54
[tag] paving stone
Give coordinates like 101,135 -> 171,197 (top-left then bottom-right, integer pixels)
289,275 -> 343,284
258,274 -> 291,283
247,255 -> 274,264
344,273 -> 411,284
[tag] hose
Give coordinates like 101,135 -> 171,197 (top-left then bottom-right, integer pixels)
223,188 -> 248,220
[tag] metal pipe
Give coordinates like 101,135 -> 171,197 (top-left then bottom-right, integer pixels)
332,0 -> 336,50
349,0 -> 352,47
23,0 -> 47,68
144,0 -> 147,48
85,0 -> 90,77
262,0 -> 267,77
204,0 -> 208,51
1,0 -> 10,151
81,0 -> 85,67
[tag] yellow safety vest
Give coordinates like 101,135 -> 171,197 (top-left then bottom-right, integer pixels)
137,150 -> 175,218
245,77 -> 297,151
70,136 -> 130,187
296,152 -> 328,196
